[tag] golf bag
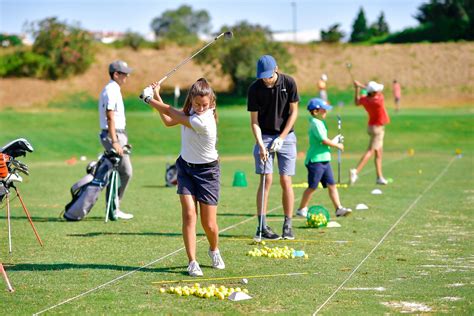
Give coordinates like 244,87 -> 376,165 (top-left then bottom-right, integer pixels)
63,151 -> 120,221
0,138 -> 34,202
165,163 -> 178,187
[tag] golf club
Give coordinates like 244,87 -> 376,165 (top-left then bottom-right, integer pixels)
337,115 -> 342,184
345,62 -> 354,82
256,157 -> 267,242
140,31 -> 233,100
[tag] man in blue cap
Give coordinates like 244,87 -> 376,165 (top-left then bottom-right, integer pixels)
296,98 -> 352,218
247,55 -> 299,240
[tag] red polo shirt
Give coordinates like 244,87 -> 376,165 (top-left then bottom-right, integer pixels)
359,94 -> 390,126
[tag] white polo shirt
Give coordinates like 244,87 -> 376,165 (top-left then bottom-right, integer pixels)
180,109 -> 218,164
98,80 -> 126,130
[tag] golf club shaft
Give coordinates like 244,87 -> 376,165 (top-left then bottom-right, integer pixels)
153,272 -> 316,284
337,115 -> 342,184
157,32 -> 229,85
6,193 -> 12,254
345,64 -> 354,82
258,159 -> 266,240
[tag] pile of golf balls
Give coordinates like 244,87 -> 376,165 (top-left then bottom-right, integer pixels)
306,213 -> 328,228
246,245 -> 308,259
159,283 -> 248,300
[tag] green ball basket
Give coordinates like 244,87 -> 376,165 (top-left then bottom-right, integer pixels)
306,205 -> 330,228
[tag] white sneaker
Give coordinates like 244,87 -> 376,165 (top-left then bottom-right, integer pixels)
336,206 -> 353,217
208,249 -> 225,269
116,210 -> 134,220
350,169 -> 358,185
376,177 -> 388,185
187,260 -> 203,277
296,207 -> 308,217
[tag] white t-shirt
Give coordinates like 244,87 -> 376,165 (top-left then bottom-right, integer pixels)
98,80 -> 126,130
180,109 -> 218,163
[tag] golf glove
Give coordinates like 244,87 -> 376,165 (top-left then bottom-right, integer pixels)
331,134 -> 344,144
270,137 -> 284,152
141,86 -> 153,104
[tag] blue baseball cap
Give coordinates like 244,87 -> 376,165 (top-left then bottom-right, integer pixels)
256,55 -> 277,79
307,98 -> 333,111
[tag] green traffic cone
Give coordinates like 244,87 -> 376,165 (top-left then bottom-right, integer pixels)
232,171 -> 247,187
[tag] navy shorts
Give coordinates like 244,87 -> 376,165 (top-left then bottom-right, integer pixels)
306,161 -> 335,189
176,156 -> 220,205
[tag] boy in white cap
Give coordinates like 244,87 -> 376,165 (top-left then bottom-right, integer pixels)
296,98 -> 352,218
350,80 -> 390,185
98,60 -> 134,220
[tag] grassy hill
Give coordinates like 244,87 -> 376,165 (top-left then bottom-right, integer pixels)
0,42 -> 473,109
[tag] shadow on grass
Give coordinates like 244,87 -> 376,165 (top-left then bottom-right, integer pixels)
8,263 -> 189,275
67,231 -> 249,238
0,215 -> 106,222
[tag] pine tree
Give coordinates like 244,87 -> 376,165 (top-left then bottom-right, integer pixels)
370,12 -> 390,37
350,7 -> 370,42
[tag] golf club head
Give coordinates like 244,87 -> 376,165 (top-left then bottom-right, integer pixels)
345,62 -> 352,69
224,31 -> 233,40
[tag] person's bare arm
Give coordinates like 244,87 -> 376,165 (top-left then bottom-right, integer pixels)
279,101 -> 298,139
353,80 -> 364,105
106,110 -> 123,155
250,111 -> 268,161
147,84 -> 192,128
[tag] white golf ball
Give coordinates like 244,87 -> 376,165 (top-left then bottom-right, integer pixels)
80,155 -> 87,161
241,278 -> 248,284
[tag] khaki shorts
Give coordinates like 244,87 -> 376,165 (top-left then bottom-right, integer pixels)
367,125 -> 385,150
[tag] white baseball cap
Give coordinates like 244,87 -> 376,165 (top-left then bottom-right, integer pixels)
366,81 -> 384,93
321,74 -> 328,81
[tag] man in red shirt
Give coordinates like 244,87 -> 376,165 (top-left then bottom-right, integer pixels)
350,80 -> 390,185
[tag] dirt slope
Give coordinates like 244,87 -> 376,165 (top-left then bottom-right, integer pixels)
0,42 -> 472,108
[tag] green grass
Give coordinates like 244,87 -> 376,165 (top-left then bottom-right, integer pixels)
0,102 -> 473,314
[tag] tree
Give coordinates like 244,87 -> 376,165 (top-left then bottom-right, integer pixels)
150,5 -> 211,45
320,24 -> 345,43
194,21 -> 293,95
29,17 -> 94,79
121,30 -> 146,51
383,0 -> 473,42
350,7 -> 370,42
370,12 -> 390,37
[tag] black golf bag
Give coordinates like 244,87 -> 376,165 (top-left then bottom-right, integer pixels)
63,151 -> 121,221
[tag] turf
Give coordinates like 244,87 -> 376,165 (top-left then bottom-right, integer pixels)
0,100 -> 473,315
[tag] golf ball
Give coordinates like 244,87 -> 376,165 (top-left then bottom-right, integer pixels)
241,278 -> 248,284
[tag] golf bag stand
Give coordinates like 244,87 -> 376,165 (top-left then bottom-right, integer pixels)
3,184 -> 44,253
0,138 -> 43,254
0,263 -> 14,292
104,166 -> 119,223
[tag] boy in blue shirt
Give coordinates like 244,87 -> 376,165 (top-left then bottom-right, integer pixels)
296,98 -> 352,218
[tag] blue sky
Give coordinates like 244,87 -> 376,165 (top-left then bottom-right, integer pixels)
1,0 -> 424,40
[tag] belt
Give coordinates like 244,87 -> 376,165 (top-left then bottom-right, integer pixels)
102,129 -> 126,133
181,157 -> 218,168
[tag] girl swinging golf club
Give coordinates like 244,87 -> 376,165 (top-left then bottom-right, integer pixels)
141,78 -> 224,277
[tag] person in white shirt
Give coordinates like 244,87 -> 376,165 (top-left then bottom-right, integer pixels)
98,60 -> 134,220
141,78 -> 225,277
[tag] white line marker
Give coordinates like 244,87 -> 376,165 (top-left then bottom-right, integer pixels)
34,155 -> 409,315
312,156 -> 456,315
